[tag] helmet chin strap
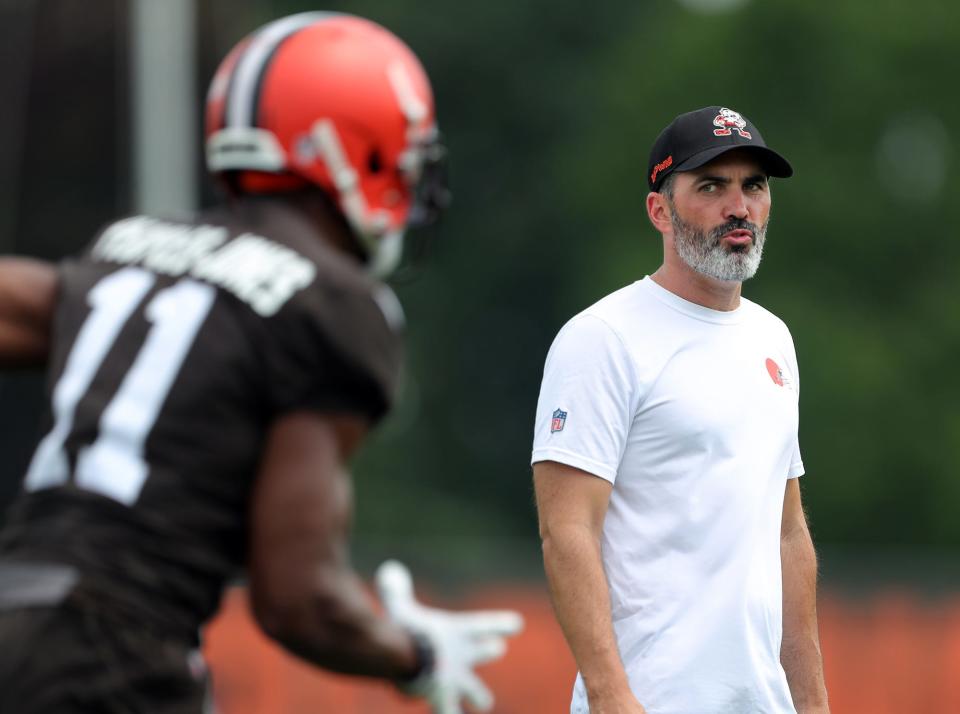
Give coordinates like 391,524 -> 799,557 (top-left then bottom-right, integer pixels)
367,230 -> 405,278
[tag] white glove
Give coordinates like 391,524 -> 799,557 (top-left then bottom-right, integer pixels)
375,559 -> 524,714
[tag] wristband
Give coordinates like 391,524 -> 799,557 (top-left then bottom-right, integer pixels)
397,630 -> 436,687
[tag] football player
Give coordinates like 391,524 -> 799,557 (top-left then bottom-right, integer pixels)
0,13 -> 521,714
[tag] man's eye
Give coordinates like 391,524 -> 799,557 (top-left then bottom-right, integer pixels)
699,184 -> 717,193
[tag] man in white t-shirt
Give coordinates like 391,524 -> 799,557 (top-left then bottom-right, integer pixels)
531,106 -> 829,714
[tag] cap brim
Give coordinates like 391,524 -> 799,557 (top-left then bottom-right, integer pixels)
674,144 -> 793,179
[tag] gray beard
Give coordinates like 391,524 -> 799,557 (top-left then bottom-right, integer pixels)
670,209 -> 768,283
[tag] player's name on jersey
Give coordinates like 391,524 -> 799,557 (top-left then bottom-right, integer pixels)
92,216 -> 316,317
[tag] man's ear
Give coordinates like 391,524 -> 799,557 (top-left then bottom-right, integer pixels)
646,191 -> 673,235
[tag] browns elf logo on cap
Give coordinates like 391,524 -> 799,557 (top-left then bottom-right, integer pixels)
645,105 -> 793,192
713,108 -> 752,139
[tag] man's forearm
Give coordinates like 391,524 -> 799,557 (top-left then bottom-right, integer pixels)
542,524 -> 634,702
781,524 -> 829,712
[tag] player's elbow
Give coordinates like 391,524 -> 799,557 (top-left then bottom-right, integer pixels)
250,590 -> 307,645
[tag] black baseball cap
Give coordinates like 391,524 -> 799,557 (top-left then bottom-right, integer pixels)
647,106 -> 793,192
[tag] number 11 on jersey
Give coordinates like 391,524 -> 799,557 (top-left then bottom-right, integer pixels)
25,267 -> 216,505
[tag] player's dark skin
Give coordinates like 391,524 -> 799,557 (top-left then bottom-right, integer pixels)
0,192 -> 422,681
0,256 -> 58,368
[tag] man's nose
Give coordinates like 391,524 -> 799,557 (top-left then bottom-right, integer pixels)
724,189 -> 749,220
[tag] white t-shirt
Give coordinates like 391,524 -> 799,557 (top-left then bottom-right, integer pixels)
532,276 -> 803,714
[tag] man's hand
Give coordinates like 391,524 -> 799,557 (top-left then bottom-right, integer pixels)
375,560 -> 523,714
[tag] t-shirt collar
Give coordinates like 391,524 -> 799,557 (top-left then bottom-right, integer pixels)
638,275 -> 746,325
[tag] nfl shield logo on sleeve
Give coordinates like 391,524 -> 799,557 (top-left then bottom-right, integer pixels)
551,409 -> 567,433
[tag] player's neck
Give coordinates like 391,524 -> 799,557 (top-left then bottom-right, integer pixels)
235,192 -> 366,264
650,260 -> 742,312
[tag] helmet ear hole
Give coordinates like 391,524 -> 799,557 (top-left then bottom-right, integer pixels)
368,150 -> 383,174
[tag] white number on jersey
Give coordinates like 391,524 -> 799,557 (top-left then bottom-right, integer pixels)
25,267 -> 216,505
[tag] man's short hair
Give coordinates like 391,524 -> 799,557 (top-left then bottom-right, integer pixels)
659,172 -> 678,201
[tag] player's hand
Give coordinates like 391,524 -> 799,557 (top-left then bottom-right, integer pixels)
375,559 -> 524,714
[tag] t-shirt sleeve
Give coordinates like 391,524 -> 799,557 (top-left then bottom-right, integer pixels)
531,314 -> 640,483
257,278 -> 403,423
782,323 -> 804,479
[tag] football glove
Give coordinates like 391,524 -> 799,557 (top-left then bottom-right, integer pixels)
375,559 -> 524,714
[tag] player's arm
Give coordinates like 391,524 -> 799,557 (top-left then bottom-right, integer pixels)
780,477 -> 830,713
534,460 -> 646,714
247,410 -> 423,680
248,409 -> 522,713
0,256 -> 58,368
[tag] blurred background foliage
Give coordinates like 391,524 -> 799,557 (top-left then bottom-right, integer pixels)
1,0 -> 958,585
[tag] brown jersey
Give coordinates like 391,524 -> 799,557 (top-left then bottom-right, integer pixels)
0,198 -> 403,640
